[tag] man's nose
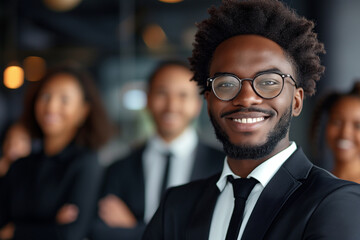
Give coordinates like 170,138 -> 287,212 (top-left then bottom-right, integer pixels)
231,81 -> 262,108
165,95 -> 180,111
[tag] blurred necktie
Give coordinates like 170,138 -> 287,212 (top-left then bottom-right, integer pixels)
160,152 -> 172,197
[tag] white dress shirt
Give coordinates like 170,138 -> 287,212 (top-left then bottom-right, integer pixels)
143,127 -> 198,223
209,142 -> 297,240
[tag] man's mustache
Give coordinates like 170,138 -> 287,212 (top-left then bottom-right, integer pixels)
220,107 -> 275,118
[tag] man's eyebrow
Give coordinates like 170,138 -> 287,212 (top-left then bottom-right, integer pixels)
212,72 -> 231,77
256,68 -> 282,75
211,68 -> 282,78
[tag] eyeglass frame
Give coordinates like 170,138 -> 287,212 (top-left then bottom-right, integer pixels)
206,70 -> 298,101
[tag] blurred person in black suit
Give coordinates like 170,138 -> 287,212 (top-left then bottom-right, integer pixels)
0,63 -> 114,240
89,60 -> 224,240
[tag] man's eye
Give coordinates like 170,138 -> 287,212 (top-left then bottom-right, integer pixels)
258,79 -> 280,86
217,82 -> 235,88
154,90 -> 167,96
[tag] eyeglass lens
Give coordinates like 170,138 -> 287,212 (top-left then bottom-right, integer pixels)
212,73 -> 284,100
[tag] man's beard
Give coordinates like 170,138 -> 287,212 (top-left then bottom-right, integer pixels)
209,106 -> 292,160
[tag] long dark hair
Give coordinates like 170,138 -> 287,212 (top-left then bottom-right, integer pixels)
20,62 -> 115,150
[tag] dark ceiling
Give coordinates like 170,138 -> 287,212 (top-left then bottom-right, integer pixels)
0,0 -> 222,65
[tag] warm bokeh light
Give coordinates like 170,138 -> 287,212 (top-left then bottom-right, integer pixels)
23,56 -> 46,82
3,66 -> 24,89
43,0 -> 83,12
158,0 -> 183,3
142,24 -> 167,49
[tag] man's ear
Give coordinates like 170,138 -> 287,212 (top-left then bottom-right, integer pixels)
204,91 -> 210,101
204,91 -> 211,116
293,87 -> 304,117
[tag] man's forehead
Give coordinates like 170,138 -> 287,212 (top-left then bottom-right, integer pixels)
209,35 -> 294,77
214,35 -> 285,56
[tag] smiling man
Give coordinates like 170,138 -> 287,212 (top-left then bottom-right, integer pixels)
142,1 -> 360,240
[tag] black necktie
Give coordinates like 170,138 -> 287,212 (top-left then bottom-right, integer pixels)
160,152 -> 172,197
225,176 -> 258,240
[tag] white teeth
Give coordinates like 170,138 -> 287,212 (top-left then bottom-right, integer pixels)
337,139 -> 354,149
233,117 -> 265,123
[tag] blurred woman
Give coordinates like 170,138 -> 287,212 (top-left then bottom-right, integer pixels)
0,63 -> 114,240
310,82 -> 360,183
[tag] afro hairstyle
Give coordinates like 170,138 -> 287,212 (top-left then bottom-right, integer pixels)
189,0 -> 325,97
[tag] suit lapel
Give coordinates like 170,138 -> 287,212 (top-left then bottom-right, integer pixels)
187,175 -> 220,240
131,144 -> 147,219
242,148 -> 313,240
190,142 -> 206,180
190,142 -> 224,181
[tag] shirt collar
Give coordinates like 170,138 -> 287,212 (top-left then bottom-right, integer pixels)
216,142 -> 297,191
148,127 -> 198,157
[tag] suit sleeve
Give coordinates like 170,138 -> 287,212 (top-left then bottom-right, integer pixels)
90,218 -> 145,240
142,192 -> 168,240
304,183 -> 360,239
88,158 -> 146,240
0,174 -> 10,228
14,152 -> 103,240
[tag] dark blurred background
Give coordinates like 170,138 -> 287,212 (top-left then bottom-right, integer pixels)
1,0 -> 360,165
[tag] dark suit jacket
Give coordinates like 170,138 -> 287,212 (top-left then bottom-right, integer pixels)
143,148 -> 360,240
0,143 -> 102,240
88,141 -> 225,240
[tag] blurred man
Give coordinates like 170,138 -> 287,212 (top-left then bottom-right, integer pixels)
89,60 -> 224,240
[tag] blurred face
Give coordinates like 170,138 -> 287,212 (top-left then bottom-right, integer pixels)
147,65 -> 202,142
35,73 -> 89,139
205,35 -> 303,160
326,96 -> 360,162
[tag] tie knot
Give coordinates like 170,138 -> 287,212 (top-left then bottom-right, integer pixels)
164,151 -> 173,161
228,176 -> 258,200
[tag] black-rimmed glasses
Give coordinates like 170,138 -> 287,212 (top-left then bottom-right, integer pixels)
207,71 -> 297,101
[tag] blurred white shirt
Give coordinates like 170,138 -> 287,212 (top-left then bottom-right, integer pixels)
143,127 -> 198,223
